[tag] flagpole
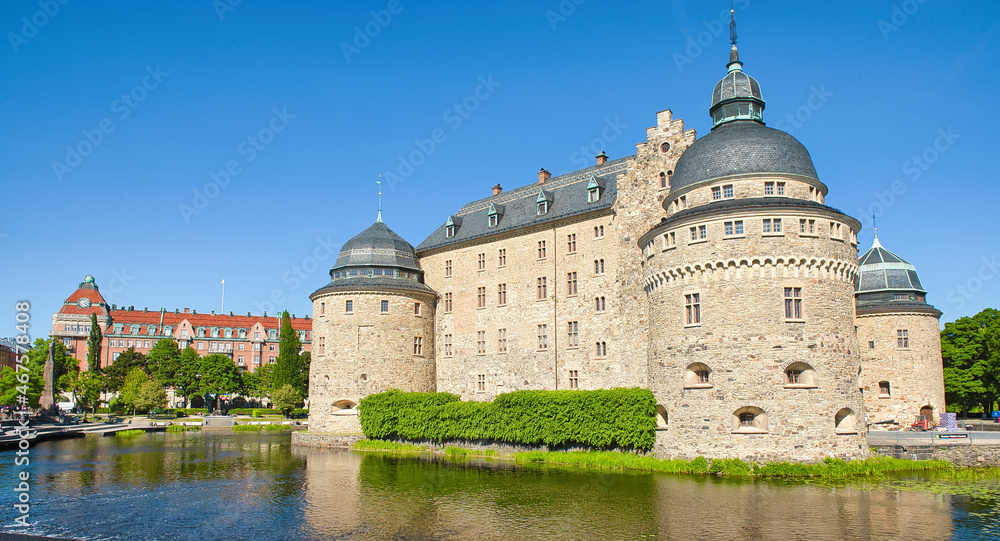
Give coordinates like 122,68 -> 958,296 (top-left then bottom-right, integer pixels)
221,279 -> 225,314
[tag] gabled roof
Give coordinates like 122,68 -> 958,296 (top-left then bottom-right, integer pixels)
416,156 -> 631,252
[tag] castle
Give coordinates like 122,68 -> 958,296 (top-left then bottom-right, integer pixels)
308,36 -> 945,461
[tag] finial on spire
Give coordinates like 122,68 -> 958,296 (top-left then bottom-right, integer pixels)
727,3 -> 741,70
871,212 -> 883,249
376,175 -> 383,223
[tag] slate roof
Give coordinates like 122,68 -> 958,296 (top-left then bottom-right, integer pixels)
669,121 -> 818,192
416,156 -> 632,253
712,69 -> 763,107
856,237 -> 926,294
333,221 -> 422,273
310,276 -> 436,298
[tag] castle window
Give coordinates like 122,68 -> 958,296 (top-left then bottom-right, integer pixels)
498,283 -> 507,306
414,302 -> 421,315
723,184 -> 733,198
830,222 -> 842,239
498,328 -> 507,353
476,331 -> 486,354
733,406 -> 767,433
446,225 -> 455,237
445,260 -> 452,277
684,363 -> 712,388
655,405 -> 668,428
595,341 -> 607,357
477,253 -> 486,270
595,296 -> 606,313
444,293 -> 453,312
568,370 -> 579,389
381,300 -> 389,313
764,181 -> 774,195
835,408 -> 858,434
777,182 -> 785,195
537,201 -> 549,215
477,374 -> 486,392
894,294 -> 908,300
594,259 -> 605,275
477,287 -> 487,308
318,336 -> 325,354
712,186 -> 721,200
498,249 -> 506,267
763,218 -> 782,234
684,293 -> 701,325
594,225 -> 604,238
897,329 -> 909,348
538,240 -> 546,259
660,172 -> 667,189
784,287 -> 803,320
879,381 -> 890,397
344,300 -> 353,313
444,334 -> 453,357
489,214 -> 498,227
724,220 -> 744,236
566,272 -> 578,296
567,233 -> 577,253
537,324 -> 548,350
588,187 -> 601,202
567,321 -> 579,348
784,362 -> 816,388
537,277 -> 547,300
869,340 -> 875,349
320,303 -> 325,315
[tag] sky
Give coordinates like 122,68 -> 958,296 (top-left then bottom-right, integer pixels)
2,0 -> 998,339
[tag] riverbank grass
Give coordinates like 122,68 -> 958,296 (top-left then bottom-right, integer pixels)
353,440 -> 427,454
114,429 -> 145,437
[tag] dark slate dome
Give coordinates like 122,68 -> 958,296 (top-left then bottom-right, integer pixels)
857,236 -> 925,295
669,121 -> 819,192
333,220 -> 422,273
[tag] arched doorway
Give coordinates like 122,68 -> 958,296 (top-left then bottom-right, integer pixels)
919,405 -> 934,422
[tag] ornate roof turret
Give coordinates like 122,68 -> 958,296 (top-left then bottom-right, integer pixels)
709,9 -> 765,128
856,233 -> 939,315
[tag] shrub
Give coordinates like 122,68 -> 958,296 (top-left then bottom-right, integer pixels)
358,388 -> 657,451
115,429 -> 145,437
233,424 -> 263,432
251,409 -> 281,418
708,458 -> 754,476
166,424 -> 200,432
352,440 -> 426,453
263,423 -> 295,431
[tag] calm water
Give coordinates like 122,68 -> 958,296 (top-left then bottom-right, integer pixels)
0,432 -> 997,540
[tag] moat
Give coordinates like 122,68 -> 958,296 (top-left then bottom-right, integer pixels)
2,432 -> 998,540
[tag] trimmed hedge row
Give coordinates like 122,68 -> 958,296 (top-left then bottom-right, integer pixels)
358,388 -> 656,451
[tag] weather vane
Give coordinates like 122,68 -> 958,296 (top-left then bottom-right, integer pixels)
730,1 -> 737,48
376,174 -> 383,223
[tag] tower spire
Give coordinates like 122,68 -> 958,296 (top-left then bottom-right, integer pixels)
376,175 -> 383,223
728,4 -> 741,70
871,212 -> 882,248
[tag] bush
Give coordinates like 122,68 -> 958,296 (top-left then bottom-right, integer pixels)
174,408 -> 208,417
251,409 -> 281,418
358,388 -> 657,451
263,423 -> 295,431
115,429 -> 145,437
166,424 -> 200,432
233,424 -> 262,432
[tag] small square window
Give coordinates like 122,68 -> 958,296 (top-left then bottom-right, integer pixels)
346,300 -> 353,313
380,300 -> 389,313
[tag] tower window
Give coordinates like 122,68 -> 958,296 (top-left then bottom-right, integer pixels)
445,260 -> 452,277
595,341 -> 607,357
498,283 -> 507,306
567,234 -> 577,253
784,287 -> 803,320
566,272 -> 578,296
478,253 -> 486,270
381,300 -> 389,313
567,321 -> 579,348
685,293 -> 701,325
476,331 -> 486,354
498,329 -> 507,353
477,374 -> 486,392
568,370 -> 579,389
537,277 -> 547,300
498,249 -> 507,267
537,324 -> 548,350
538,240 -> 546,259
413,336 -> 423,355
443,292 -> 453,312
443,334 -> 453,356
477,287 -> 487,308
897,329 -> 909,349
345,300 -> 353,313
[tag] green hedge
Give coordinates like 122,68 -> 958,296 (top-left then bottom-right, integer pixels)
358,388 -> 656,451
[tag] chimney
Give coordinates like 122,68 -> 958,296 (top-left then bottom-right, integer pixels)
538,168 -> 551,184
184,308 -> 190,313
211,310 -> 215,315
492,183 -> 502,196
595,151 -> 608,166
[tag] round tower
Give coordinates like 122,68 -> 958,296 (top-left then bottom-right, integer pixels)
638,41 -> 867,462
308,218 -> 436,433
855,233 -> 945,427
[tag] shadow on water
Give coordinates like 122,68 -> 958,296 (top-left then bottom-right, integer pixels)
1,434 -> 997,540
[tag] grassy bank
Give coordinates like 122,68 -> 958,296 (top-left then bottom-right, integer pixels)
351,440 -> 955,478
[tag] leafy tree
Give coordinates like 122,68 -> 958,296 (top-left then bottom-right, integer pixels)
0,366 -> 42,408
102,347 -> 148,392
62,370 -> 103,421
271,384 -> 301,418
941,308 -> 1000,415
87,313 -> 103,372
172,347 -> 202,407
24,338 -> 78,394
147,338 -> 181,385
134,379 -> 167,414
272,311 -> 307,396
242,362 -> 273,405
119,367 -> 149,416
199,354 -> 242,411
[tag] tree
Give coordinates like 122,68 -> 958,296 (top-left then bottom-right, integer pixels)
119,367 -> 148,416
942,308 -> 1000,416
102,347 -> 148,392
172,347 -> 202,408
272,311 -> 307,396
147,338 -> 181,386
86,313 -> 103,372
271,384 -> 301,418
62,370 -> 103,421
24,338 -> 78,394
241,362 -> 273,406
0,366 -> 42,408
134,379 -> 167,414
199,354 -> 242,411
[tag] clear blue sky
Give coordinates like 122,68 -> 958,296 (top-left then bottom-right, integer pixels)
2,0 -> 997,339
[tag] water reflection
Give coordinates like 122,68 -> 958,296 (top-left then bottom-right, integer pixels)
0,434 -> 993,540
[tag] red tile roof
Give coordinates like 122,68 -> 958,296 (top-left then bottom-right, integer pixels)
106,309 -> 311,331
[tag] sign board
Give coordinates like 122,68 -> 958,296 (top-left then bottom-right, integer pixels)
940,412 -> 958,431
992,411 -> 1000,418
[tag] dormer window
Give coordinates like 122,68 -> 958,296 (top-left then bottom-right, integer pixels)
487,203 -> 504,228
536,189 -> 553,215
586,174 -> 604,203
444,215 -> 461,238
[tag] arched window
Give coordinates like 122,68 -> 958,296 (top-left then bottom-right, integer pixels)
655,405 -> 668,429
732,406 -> 767,433
659,172 -> 667,188
784,362 -> 817,388
332,399 -> 358,415
920,405 -> 934,423
835,408 -> 858,434
684,363 -> 712,388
